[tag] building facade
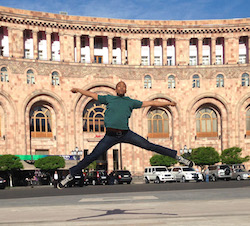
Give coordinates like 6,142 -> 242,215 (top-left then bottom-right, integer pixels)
0,6 -> 250,174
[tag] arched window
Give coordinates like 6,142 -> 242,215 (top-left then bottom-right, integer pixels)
144,75 -> 152,88
83,100 -> 106,132
30,106 -> 52,137
196,108 -> 218,137
52,71 -> 60,86
1,67 -> 8,82
27,69 -> 35,84
216,74 -> 224,88
192,74 -> 200,88
168,75 -> 175,89
147,108 -> 169,138
246,109 -> 250,135
242,73 -> 249,87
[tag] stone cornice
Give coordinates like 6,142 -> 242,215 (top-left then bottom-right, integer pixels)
0,7 -> 250,35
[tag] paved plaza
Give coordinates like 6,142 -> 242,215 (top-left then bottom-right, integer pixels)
0,183 -> 250,225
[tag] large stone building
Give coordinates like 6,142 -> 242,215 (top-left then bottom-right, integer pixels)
0,6 -> 250,174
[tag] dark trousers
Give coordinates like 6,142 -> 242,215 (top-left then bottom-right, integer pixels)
70,130 -> 177,176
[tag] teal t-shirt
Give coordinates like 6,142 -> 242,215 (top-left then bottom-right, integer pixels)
98,95 -> 143,130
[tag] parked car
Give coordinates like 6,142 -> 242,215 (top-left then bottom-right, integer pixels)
171,166 -> 203,182
86,170 -> 108,185
0,177 -> 6,189
68,172 -> 88,187
109,170 -> 132,184
231,168 -> 250,181
144,166 -> 175,183
207,165 -> 232,181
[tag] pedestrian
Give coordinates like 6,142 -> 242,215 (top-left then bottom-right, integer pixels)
205,166 -> 210,183
57,81 -> 194,189
53,171 -> 59,188
195,166 -> 199,182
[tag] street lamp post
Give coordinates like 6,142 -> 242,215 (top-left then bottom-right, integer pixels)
180,145 -> 192,157
71,147 -> 83,164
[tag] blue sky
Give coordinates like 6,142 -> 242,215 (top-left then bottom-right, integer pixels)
0,0 -> 249,21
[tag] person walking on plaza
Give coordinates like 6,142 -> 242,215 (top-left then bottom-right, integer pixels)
58,81 -> 194,189
53,171 -> 59,188
205,166 -> 210,183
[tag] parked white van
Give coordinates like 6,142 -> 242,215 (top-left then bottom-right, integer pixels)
144,166 -> 175,183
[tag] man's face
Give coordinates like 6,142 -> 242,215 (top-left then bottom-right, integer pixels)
116,81 -> 127,96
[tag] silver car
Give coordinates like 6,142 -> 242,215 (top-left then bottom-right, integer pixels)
231,168 -> 250,181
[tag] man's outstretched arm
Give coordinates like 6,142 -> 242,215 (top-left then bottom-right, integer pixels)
71,88 -> 98,100
141,100 -> 176,107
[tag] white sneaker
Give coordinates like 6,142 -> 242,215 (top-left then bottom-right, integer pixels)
177,156 -> 194,168
57,174 -> 74,189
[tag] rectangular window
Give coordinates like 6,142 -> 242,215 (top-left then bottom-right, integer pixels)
154,39 -> 161,46
81,36 -> 86,48
154,56 -> 161,65
94,56 -> 103,63
52,51 -> 55,61
189,56 -> 197,65
113,38 -> 117,49
94,37 -> 103,49
239,54 -> 246,64
141,39 -> 148,46
216,55 -> 223,65
52,76 -> 60,86
35,149 -> 49,155
167,56 -> 173,66
112,56 -> 117,64
113,149 -> 119,170
81,54 -> 86,63
24,49 -> 30,59
141,56 -> 148,65
28,75 -> 35,84
84,149 -> 88,158
38,50 -> 43,59
202,56 -> 210,65
36,119 -> 40,131
0,46 -> 3,56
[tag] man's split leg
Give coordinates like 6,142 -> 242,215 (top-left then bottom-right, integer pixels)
122,130 -> 194,167
57,135 -> 118,189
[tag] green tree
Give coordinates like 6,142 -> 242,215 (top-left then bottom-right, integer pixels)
87,161 -> 97,170
190,147 -> 220,169
150,154 -> 177,167
34,156 -> 65,171
220,147 -> 250,164
0,154 -> 23,187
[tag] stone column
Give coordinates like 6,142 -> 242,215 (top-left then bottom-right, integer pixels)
59,32 -> 63,61
224,37 -> 229,64
211,37 -> 216,65
108,36 -> 113,64
7,27 -> 13,57
10,28 -> 24,58
32,30 -> 38,60
46,32 -> 51,60
150,38 -> 154,65
127,38 -> 141,65
89,35 -> 94,63
248,36 -> 250,64
162,38 -> 167,66
198,38 -> 203,65
76,35 -> 81,62
175,38 -> 189,65
121,37 -> 126,64
224,36 -> 238,64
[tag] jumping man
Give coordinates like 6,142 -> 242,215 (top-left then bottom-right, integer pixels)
57,81 -> 193,189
